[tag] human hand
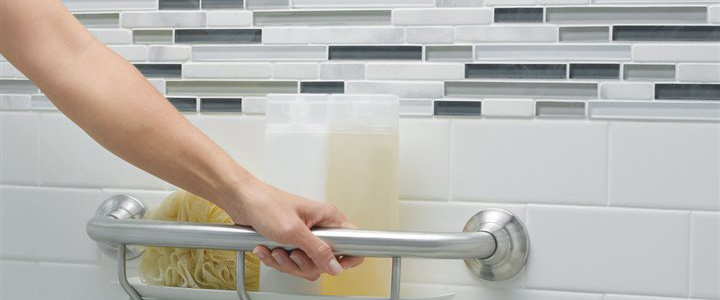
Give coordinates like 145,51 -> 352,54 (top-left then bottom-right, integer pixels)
223,176 -> 364,281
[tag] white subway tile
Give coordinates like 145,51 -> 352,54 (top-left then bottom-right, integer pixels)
120,12 -> 206,28
62,0 -> 156,11
108,45 -> 148,62
399,119 -> 451,200
456,26 -> 558,43
604,295 -> 688,300
400,201 -> 526,285
345,81 -> 444,99
600,82 -> 653,100
273,63 -> 319,79
37,112 -> 168,189
207,11 -> 253,27
89,29 -> 132,44
0,94 -> 31,111
309,27 -> 404,44
293,0 -> 434,8
634,44 -> 720,62
406,27 -> 454,44
0,112 -> 37,185
452,119 -> 608,205
0,62 -> 26,78
481,98 -> 534,118
149,46 -> 191,62
186,115 -> 265,176
399,99 -> 433,116
37,263 -> 128,300
242,97 -> 266,114
609,122 -> 720,211
393,8 -> 493,25
678,63 -> 720,82
101,188 -> 173,211
367,63 -> 464,80
319,63 -> 365,80
193,45 -> 327,61
0,186 -> 103,263
690,212 -> 720,299
526,205 -> 690,296
262,27 -> 310,44
184,63 -> 273,79
475,45 -> 631,61
0,261 -> 38,300
450,120 -> 607,205
711,5 -> 720,23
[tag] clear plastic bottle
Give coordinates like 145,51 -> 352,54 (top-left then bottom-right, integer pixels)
262,94 -> 329,294
321,94 -> 400,297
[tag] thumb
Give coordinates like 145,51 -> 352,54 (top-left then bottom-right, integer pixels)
292,227 -> 344,276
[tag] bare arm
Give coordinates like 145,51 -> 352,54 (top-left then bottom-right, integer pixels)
0,0 -> 360,278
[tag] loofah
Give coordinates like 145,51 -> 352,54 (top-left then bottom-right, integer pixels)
139,190 -> 260,291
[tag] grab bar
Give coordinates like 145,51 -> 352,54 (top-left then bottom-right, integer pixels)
87,195 -> 530,300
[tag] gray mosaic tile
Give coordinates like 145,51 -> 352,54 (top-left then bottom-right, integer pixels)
202,0 -> 244,9
159,0 -> 199,9
434,100 -> 481,116
167,97 -> 197,112
466,64 -> 567,79
445,81 -> 598,99
329,46 -> 422,60
175,29 -> 262,44
623,64 -> 676,81
425,45 -> 472,61
300,81 -> 345,93
569,64 -> 620,79
559,26 -> 609,42
200,98 -> 243,112
536,101 -> 586,118
655,84 -> 720,100
133,30 -> 173,44
74,13 -> 119,28
494,7 -> 544,23
134,64 -> 182,78
613,26 -> 720,42
254,10 -> 391,26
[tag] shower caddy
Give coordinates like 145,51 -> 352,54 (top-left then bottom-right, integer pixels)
86,194 -> 530,300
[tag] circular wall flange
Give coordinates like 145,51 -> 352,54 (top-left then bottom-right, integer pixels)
94,194 -> 147,260
463,209 -> 529,281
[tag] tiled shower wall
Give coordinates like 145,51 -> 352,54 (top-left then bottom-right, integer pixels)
1,0 -> 719,300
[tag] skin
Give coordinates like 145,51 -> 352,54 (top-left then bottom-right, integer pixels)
0,0 -> 362,280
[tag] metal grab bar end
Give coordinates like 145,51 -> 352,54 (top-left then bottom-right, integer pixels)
463,209 -> 529,281
91,194 -> 148,261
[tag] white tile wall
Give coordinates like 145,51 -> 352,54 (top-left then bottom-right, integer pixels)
366,63 -> 464,80
608,122 -> 720,211
451,119 -> 608,205
455,26 -> 558,43
690,212 -> 720,299
183,63 -> 273,79
399,119 -> 451,200
120,12 -> 206,28
526,205 -> 690,297
392,8 -> 493,25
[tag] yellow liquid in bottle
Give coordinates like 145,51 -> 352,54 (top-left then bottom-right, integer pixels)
321,130 -> 399,297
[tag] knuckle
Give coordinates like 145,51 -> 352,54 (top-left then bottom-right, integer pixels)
313,243 -> 333,259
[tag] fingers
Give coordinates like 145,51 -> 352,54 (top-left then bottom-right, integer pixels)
253,246 -> 321,281
297,229 -> 344,276
338,255 -> 364,270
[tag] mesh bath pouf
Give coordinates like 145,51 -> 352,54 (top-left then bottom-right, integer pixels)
139,191 -> 260,291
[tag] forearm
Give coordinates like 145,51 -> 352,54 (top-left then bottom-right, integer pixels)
0,0 -> 254,211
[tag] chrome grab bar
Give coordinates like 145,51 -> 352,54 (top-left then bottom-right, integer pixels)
87,195 -> 530,300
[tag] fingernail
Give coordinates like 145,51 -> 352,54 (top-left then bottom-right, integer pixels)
252,248 -> 265,260
290,255 -> 304,266
272,252 -> 284,264
328,259 -> 343,275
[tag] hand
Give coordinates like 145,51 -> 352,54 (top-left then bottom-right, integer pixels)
223,176 -> 364,281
